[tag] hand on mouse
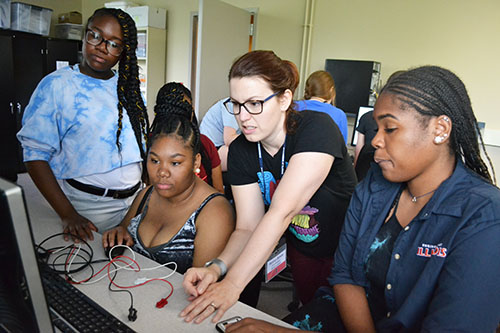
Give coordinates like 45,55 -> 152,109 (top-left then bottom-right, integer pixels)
102,225 -> 134,249
104,244 -> 126,259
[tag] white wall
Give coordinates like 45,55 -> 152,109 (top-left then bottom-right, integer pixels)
309,0 -> 500,132
224,0 -> 306,70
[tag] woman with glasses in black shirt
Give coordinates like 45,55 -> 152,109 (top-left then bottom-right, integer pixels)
180,50 -> 357,324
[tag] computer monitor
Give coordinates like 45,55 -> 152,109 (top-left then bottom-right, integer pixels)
351,106 -> 374,146
0,178 -> 53,332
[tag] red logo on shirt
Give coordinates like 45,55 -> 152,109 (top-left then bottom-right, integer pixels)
416,243 -> 447,258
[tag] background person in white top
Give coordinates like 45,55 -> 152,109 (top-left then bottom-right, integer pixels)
200,98 -> 240,171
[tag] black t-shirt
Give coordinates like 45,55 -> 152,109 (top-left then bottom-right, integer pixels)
356,111 -> 378,145
228,111 -> 357,257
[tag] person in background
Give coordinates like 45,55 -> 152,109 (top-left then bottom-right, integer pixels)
295,70 -> 348,145
156,83 -> 224,193
354,70 -> 405,181
200,98 -> 240,172
180,50 -> 357,324
17,8 -> 148,241
102,85 -> 234,274
352,110 -> 377,180
225,66 -> 500,332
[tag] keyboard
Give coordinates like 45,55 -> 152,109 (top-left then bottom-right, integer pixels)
40,263 -> 137,333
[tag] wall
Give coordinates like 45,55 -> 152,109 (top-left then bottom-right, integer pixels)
224,0 -> 306,71
309,0 -> 500,133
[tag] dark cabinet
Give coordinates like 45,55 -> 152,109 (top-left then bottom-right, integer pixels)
0,29 -> 80,181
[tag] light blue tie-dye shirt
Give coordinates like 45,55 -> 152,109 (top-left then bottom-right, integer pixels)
17,65 -> 143,179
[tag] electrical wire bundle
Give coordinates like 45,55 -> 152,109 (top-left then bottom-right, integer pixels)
36,232 -> 178,321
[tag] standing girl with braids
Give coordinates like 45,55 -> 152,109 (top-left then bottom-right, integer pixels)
102,83 -> 234,274
181,50 -> 357,323
17,8 -> 148,241
225,66 -> 500,332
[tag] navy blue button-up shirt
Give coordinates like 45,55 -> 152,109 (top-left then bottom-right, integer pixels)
330,161 -> 500,332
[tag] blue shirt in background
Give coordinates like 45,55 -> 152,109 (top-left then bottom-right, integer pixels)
200,98 -> 240,148
294,100 -> 348,144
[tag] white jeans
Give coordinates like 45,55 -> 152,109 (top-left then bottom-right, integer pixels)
61,180 -> 138,233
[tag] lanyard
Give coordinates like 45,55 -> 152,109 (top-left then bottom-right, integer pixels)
257,139 -> 286,201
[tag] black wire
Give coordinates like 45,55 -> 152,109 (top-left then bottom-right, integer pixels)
108,262 -> 134,309
49,247 -> 92,274
48,259 -> 108,266
36,232 -> 93,257
35,232 -> 96,279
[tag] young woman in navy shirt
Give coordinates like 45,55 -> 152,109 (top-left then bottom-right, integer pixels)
225,66 -> 500,332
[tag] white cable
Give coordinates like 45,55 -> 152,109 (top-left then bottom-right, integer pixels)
108,245 -> 178,278
107,244 -> 136,262
66,243 -> 81,274
52,243 -> 73,254
68,244 -> 178,285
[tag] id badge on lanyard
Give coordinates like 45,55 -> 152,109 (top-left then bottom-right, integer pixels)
258,141 -> 288,282
265,242 -> 287,283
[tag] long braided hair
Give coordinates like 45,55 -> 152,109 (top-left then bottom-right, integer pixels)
86,8 -> 149,161
150,83 -> 202,170
381,66 -> 495,184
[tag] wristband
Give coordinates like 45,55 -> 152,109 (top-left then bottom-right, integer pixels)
204,258 -> 227,280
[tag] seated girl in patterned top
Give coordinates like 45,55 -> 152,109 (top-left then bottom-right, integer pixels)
102,85 -> 235,273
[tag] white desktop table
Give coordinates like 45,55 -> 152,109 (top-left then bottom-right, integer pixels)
17,174 -> 296,332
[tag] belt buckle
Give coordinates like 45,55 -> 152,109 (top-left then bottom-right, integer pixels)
112,191 -> 121,199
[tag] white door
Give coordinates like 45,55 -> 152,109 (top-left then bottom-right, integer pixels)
194,0 -> 250,119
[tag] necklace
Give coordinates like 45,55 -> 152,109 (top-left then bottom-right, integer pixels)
407,187 -> 437,203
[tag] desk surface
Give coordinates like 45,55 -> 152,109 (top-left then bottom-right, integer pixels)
17,174 -> 296,332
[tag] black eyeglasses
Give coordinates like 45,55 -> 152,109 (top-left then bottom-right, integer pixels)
85,29 -> 124,57
223,92 -> 279,115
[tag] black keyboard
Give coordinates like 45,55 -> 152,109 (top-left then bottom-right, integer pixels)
40,263 -> 136,333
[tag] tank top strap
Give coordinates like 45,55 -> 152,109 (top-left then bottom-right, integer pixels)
135,185 -> 154,216
194,192 -> 225,217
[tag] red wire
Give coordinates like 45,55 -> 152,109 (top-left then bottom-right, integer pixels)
106,256 -> 174,302
66,254 -> 174,304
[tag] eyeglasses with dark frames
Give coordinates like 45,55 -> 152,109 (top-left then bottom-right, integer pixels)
85,29 -> 124,57
223,92 -> 280,115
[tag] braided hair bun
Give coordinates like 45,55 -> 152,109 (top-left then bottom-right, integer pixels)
150,83 -> 201,157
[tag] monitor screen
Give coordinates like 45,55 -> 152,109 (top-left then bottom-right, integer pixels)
351,106 -> 374,146
0,178 -> 53,332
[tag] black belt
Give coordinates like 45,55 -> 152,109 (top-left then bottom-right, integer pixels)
66,179 -> 141,199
